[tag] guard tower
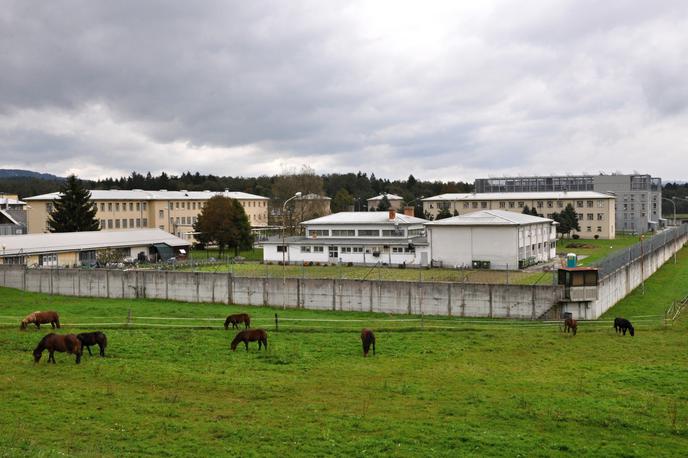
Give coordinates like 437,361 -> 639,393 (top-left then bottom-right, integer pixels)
557,266 -> 599,301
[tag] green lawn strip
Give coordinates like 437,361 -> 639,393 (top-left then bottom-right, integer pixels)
557,234 -> 640,266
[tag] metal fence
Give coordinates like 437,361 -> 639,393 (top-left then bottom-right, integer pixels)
593,224 -> 688,278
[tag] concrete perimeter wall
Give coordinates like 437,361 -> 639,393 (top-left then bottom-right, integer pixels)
559,232 -> 688,320
0,266 -> 564,319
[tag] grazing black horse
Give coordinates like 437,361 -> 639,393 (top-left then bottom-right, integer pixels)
613,317 -> 635,336
230,329 -> 268,351
224,313 -> 251,330
361,328 -> 376,357
77,331 -> 108,356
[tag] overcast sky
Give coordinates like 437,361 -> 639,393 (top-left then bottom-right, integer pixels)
1,1 -> 687,182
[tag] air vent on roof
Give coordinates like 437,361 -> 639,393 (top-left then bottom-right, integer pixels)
159,189 -> 167,192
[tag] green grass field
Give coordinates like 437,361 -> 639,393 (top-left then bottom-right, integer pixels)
1,247 -> 687,456
557,234 -> 640,266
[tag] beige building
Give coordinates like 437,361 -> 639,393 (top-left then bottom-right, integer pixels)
25,189 -> 269,240
423,191 -> 616,239
367,193 -> 404,211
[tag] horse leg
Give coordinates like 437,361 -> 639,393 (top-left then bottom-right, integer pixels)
86,345 -> 93,356
99,343 -> 105,357
372,340 -> 375,355
35,323 -> 40,330
245,341 -> 249,351
49,351 -> 55,363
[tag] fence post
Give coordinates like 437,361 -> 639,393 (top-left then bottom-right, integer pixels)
127,308 -> 132,328
421,312 -> 424,330
274,313 -> 279,332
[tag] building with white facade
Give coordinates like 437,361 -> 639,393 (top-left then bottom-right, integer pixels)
425,210 -> 558,269
0,195 -> 27,236
262,210 -> 430,266
367,193 -> 404,211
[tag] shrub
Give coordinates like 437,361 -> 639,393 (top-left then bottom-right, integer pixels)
347,262 -> 354,267
594,234 -> 600,240
572,234 -> 580,239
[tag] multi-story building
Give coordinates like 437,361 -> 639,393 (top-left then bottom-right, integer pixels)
0,194 -> 27,236
367,193 -> 404,211
422,191 -> 616,239
24,189 -> 269,240
263,209 -> 430,266
474,173 -> 662,233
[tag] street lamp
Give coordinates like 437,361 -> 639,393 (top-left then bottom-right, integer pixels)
662,197 -> 676,226
282,192 -> 302,309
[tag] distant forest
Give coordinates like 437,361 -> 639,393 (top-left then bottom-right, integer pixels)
3,169 -> 687,215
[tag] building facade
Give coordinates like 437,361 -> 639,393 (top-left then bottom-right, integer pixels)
367,193 -> 404,211
0,195 -> 27,236
425,210 -> 557,269
0,229 -> 189,267
422,191 -> 616,239
24,189 -> 269,240
262,210 -> 430,266
474,173 -> 661,233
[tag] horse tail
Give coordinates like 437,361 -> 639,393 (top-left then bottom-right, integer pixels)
100,332 -> 108,349
224,317 -> 230,330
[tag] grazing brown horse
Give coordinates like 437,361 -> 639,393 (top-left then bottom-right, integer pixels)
77,331 -> 108,356
230,329 -> 268,351
563,318 -> 578,336
361,328 -> 376,357
20,311 -> 60,330
33,333 -> 82,364
224,313 -> 251,330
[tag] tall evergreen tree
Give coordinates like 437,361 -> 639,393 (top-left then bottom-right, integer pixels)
47,175 -> 100,232
376,195 -> 391,211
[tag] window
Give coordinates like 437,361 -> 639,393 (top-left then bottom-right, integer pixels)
331,229 -> 355,237
136,202 -> 140,211
557,201 -> 563,208
159,210 -> 164,219
79,251 -> 97,264
129,218 -> 134,227
517,202 -> 524,208
587,226 -> 592,232
300,246 -> 311,253
122,219 -> 128,228
276,245 -> 287,252
142,218 -> 148,227
382,229 -> 404,237
115,219 -> 121,228
537,201 -> 544,208
100,219 -> 106,228
471,202 -> 478,208
129,203 -> 134,211
308,229 -> 330,237
108,203 -> 113,211
408,228 -> 424,237
328,246 -> 338,258
499,202 -> 506,208
480,202 -> 487,209
175,217 -> 180,224
547,201 -> 553,208
136,218 -> 141,228
597,226 -> 602,232
587,213 -> 593,220
100,203 -> 105,212
463,202 -> 469,208
576,201 -> 583,208
3,256 -> 26,265
508,202 -> 515,208
587,201 -> 593,208
169,202 -> 173,210
159,225 -> 164,230
341,247 -> 352,253
358,229 -> 380,237
597,214 -> 603,221
107,219 -> 113,229
352,247 -> 363,253
142,203 -> 147,210
176,202 -> 179,209
115,203 -> 120,211
313,246 -> 324,253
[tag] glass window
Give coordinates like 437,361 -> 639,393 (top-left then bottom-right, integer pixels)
358,229 -> 380,237
122,219 -> 128,228
276,245 -> 287,253
108,203 -> 112,211
300,246 -> 311,253
136,218 -> 141,228
136,202 -> 140,211
107,219 -> 113,229
142,218 -> 148,227
331,229 -> 355,237
341,247 -> 352,253
115,203 -> 120,211
115,219 -> 121,228
587,201 -> 593,208
308,229 -> 330,237
159,210 -> 164,219
313,246 -> 324,253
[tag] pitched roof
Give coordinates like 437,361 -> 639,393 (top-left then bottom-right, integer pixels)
367,193 -> 404,201
301,211 -> 427,225
425,210 -> 554,226
0,229 -> 189,256
24,189 -> 269,201
422,191 -> 614,201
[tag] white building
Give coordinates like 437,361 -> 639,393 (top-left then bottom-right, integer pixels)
425,210 -> 557,269
262,210 -> 430,266
367,193 -> 404,211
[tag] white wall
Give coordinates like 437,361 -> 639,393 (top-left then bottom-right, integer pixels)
263,243 -> 429,266
428,226 -> 521,268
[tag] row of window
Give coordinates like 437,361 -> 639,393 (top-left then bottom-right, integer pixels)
98,202 -> 148,213
100,218 -> 148,229
430,200 -> 607,211
279,245 -> 413,255
307,228 -> 420,238
173,216 -> 197,226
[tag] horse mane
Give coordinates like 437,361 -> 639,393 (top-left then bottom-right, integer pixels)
33,333 -> 54,352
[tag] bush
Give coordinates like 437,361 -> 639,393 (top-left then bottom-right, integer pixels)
594,234 -> 600,239
347,262 -> 354,267
572,234 -> 580,239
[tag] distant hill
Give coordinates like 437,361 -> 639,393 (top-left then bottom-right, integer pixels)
0,169 -> 63,180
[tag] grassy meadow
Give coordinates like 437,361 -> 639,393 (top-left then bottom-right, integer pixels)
1,248 -> 688,456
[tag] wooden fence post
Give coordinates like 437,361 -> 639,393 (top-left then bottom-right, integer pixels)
274,313 -> 279,332
127,308 -> 132,328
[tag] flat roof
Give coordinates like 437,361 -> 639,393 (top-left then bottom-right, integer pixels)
423,191 -> 615,201
301,211 -> 427,226
24,189 -> 269,201
0,197 -> 25,205
263,235 -> 429,246
425,210 -> 554,227
0,229 -> 189,256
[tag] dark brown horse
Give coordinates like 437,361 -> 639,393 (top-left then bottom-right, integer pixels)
77,331 -> 108,356
361,328 -> 376,356
230,329 -> 268,351
20,311 -> 60,330
614,317 -> 635,336
224,313 -> 251,330
563,318 -> 578,336
33,333 -> 82,364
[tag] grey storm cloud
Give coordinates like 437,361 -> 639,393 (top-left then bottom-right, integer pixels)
1,0 -> 688,181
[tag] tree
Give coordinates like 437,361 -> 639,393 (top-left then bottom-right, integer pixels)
436,207 -> 452,220
552,204 -> 580,238
377,195 -> 391,211
522,205 -> 531,215
272,165 -> 325,231
47,175 -> 100,232
193,196 -> 253,256
331,189 -> 354,213
530,207 -> 540,217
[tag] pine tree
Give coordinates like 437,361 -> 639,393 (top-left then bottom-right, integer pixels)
522,205 -> 531,215
377,195 -> 391,211
47,175 -> 100,233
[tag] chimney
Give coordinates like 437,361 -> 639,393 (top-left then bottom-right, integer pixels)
403,206 -> 414,217
388,209 -> 396,220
